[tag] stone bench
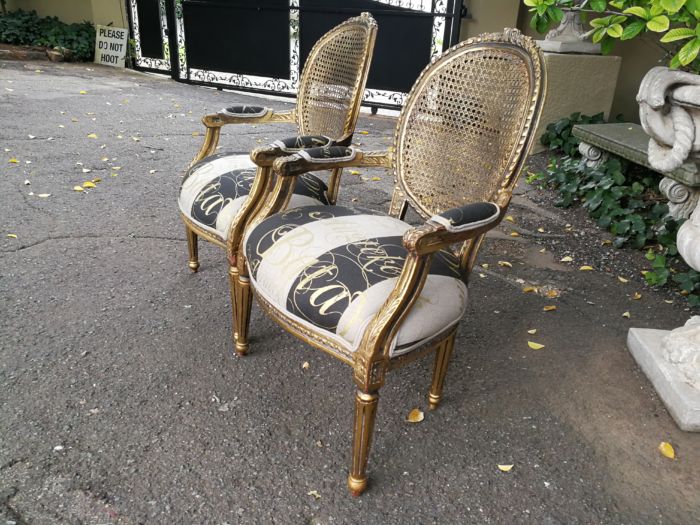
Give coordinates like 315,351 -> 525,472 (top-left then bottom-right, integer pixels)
572,122 -> 700,219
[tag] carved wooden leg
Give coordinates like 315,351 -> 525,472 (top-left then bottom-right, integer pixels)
428,332 -> 456,410
185,226 -> 200,272
348,389 -> 379,496
230,265 -> 253,356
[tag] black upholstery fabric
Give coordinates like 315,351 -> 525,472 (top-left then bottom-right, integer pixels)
301,146 -> 353,160
278,135 -> 332,150
435,202 -> 500,230
223,105 -> 268,115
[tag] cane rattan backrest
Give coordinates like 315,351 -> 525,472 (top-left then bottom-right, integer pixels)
296,13 -> 377,140
393,29 -> 546,220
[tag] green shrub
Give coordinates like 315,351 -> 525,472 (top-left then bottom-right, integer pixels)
535,114 -> 700,305
0,10 -> 95,61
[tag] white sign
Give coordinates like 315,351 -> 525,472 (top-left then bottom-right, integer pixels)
94,25 -> 128,68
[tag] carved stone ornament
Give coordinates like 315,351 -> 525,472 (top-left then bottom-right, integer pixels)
638,66 -> 700,172
662,316 -> 700,390
658,176 -> 700,220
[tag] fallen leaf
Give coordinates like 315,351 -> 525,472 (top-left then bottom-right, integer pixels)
479,273 -> 486,278
101,156 -> 109,162
371,176 -> 381,181
111,173 -> 118,177
149,169 -> 157,174
602,239 -> 612,245
632,292 -> 642,300
622,311 -> 631,319
664,300 -> 674,304
539,248 -> 546,253
82,168 -> 91,173
543,305 -> 557,312
527,329 -> 537,334
36,193 -> 51,198
522,286 -> 537,293
92,178 -> 101,183
658,441 -> 675,460
302,361 -> 309,370
6,233 -> 17,238
8,158 -> 19,164
504,215 -> 515,223
73,186 -> 84,192
82,181 -> 96,188
528,341 -> 545,350
510,231 -> 520,237
481,263 -> 489,269
71,117 -> 78,123
24,179 -> 30,185
579,265 -> 594,271
191,131 -> 200,137
358,130 -> 369,135
406,408 -> 424,423
307,490 -> 321,500
349,170 -> 361,175
132,136 -> 140,142
27,134 -> 36,139
545,290 -> 560,299
79,90 -> 88,94
497,464 -> 514,472
537,227 -> 545,233
497,261 -> 512,268
560,256 -> 573,262
618,276 -> 629,283
112,166 -> 121,170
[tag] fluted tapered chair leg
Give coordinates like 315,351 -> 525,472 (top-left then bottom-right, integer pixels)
230,265 -> 253,356
428,332 -> 456,410
185,226 -> 200,272
348,389 -> 379,496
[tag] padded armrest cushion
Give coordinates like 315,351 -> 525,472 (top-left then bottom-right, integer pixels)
297,146 -> 356,163
429,202 -> 501,233
271,135 -> 333,153
221,105 -> 270,118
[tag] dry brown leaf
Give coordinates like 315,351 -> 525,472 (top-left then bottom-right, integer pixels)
543,305 -> 557,312
302,361 -> 309,370
497,464 -> 514,472
618,276 -> 629,283
602,239 -> 612,245
522,286 -> 537,293
406,408 -> 424,423
658,441 -> 675,460
545,290 -> 560,299
528,341 -> 545,350
632,292 -> 642,300
537,227 -> 545,233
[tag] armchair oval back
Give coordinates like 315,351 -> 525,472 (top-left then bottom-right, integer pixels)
295,12 -> 378,141
393,29 -> 546,220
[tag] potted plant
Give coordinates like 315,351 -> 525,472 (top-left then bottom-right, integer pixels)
526,0 -> 700,171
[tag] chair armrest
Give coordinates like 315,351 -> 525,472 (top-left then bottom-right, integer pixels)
250,134 -> 351,167
404,202 -> 502,255
202,106 -> 296,128
273,146 -> 393,176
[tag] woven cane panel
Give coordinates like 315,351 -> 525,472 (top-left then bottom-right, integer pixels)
396,46 -> 533,218
297,25 -> 370,139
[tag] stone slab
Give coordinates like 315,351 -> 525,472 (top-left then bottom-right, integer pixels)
627,328 -> 700,432
536,39 -> 601,55
573,122 -> 700,186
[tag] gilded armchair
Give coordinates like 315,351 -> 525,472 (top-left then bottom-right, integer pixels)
234,29 -> 546,495
177,13 -> 377,347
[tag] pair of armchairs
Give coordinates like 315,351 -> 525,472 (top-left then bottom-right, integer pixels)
177,15 -> 546,495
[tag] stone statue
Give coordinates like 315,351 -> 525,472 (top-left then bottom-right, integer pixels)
662,316 -> 700,390
637,66 -> 700,172
536,3 -> 601,54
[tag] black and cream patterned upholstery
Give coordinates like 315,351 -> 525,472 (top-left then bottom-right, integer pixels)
430,202 -> 501,233
221,105 -> 270,118
179,153 -> 329,240
244,205 -> 468,356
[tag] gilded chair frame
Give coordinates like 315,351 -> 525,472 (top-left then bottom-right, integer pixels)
234,29 -> 547,495
179,12 -> 378,269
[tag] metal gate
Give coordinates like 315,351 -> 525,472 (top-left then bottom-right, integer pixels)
127,0 -> 465,108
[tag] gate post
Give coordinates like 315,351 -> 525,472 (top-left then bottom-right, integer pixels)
164,0 -> 180,80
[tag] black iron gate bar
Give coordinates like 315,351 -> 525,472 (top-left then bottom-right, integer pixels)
127,0 -> 463,109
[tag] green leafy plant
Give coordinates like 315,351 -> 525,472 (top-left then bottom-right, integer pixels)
534,114 -> 700,304
0,10 -> 95,61
524,0 -> 700,71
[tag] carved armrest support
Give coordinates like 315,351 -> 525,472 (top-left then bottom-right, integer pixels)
250,134 -> 352,167
273,146 -> 393,176
190,107 -> 296,165
404,202 -> 502,255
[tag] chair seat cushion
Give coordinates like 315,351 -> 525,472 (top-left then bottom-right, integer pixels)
178,153 -> 329,240
244,205 -> 468,356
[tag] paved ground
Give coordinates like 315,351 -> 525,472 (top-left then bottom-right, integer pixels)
1,59 -> 699,524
